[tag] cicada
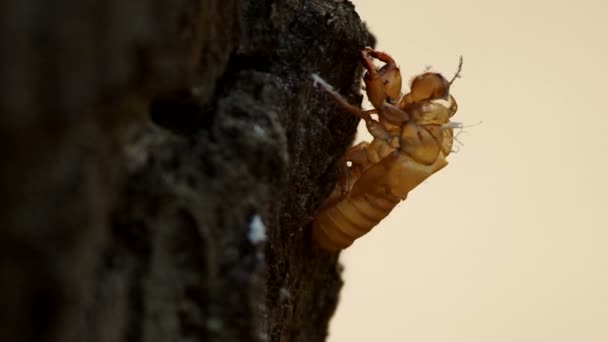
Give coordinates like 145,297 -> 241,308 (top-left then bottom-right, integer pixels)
312,48 -> 461,251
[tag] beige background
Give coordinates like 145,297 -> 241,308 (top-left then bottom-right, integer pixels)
329,1 -> 608,341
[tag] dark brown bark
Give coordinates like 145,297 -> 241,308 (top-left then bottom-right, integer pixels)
0,1 -> 370,341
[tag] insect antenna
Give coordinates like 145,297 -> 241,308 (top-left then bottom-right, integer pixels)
448,56 -> 464,87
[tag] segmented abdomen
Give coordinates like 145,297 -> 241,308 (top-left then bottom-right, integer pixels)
312,191 -> 400,251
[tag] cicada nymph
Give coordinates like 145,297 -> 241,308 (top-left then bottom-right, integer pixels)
311,48 -> 462,251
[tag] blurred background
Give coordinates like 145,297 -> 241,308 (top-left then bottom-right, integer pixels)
330,0 -> 608,341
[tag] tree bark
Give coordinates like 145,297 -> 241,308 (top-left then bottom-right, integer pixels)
0,1 -> 370,341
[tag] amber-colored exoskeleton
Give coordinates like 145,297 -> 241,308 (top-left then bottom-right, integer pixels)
311,48 -> 462,251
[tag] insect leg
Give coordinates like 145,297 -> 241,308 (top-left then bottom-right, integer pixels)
311,73 -> 375,121
320,142 -> 372,211
361,49 -> 403,111
363,48 -> 398,67
447,95 -> 458,117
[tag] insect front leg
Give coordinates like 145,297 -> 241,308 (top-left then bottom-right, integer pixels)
361,49 -> 401,106
399,122 -> 443,165
360,49 -> 411,126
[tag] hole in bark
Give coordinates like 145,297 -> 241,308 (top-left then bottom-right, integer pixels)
149,89 -> 213,135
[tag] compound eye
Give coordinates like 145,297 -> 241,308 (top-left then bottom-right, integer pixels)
409,73 -> 449,103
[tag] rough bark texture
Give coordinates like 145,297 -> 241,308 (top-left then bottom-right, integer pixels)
0,1 -> 370,342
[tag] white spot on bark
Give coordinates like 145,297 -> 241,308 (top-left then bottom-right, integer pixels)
248,215 -> 267,244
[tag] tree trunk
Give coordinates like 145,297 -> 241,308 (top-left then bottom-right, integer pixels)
0,1 -> 370,342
